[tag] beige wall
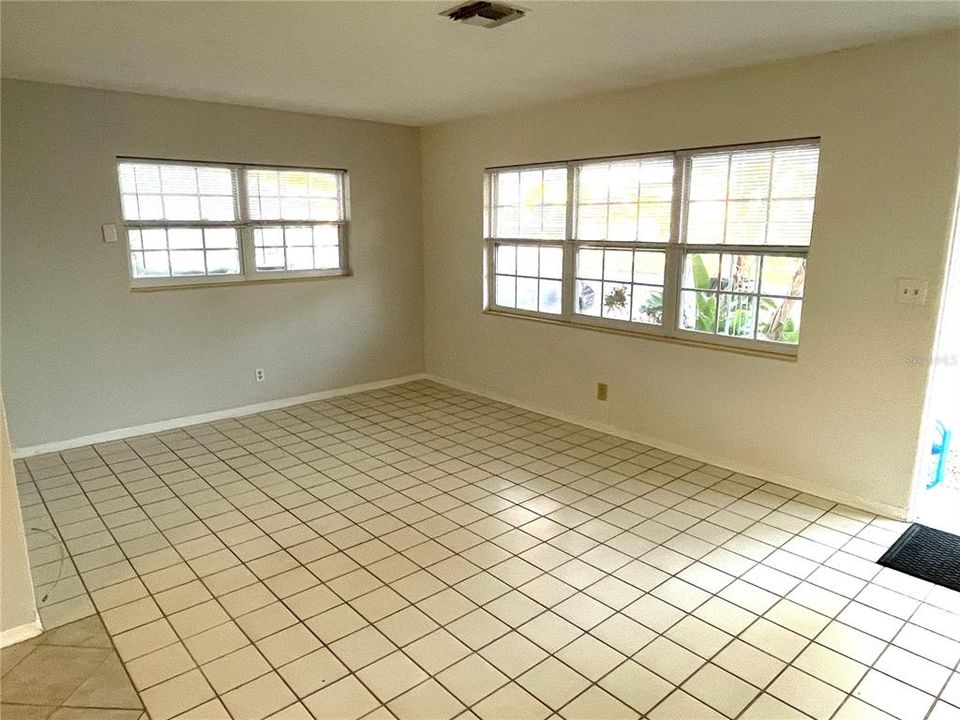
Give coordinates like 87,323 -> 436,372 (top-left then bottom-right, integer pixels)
0,395 -> 38,639
1,81 -> 424,448
421,31 -> 960,517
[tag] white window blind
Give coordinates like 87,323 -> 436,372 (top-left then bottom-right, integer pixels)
484,140 -> 820,355
117,159 -> 349,287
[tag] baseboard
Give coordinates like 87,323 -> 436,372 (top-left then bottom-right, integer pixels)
13,373 -> 427,459
425,373 -> 907,520
0,615 -> 42,648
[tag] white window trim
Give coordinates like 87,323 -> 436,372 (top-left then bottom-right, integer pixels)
117,157 -> 351,289
483,138 -> 819,358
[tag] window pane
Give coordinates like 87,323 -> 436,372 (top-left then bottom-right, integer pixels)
717,294 -> 757,338
608,203 -> 638,241
287,247 -> 314,270
576,156 -> 674,242
683,144 -> 819,246
577,204 -> 607,241
257,247 -> 285,270
161,165 -> 198,194
576,280 -> 600,316
246,168 -> 344,222
680,290 -> 718,333
142,228 -> 167,250
197,167 -> 233,195
725,200 -> 767,245
206,250 -> 240,275
204,228 -> 238,249
633,252 -> 665,286
539,247 -> 563,280
603,249 -> 632,282
728,151 -> 772,199
496,244 -> 516,275
167,228 -> 203,250
496,275 -> 516,307
682,253 -> 720,290
758,298 -> 803,344
117,162 -> 237,222
719,254 -> 760,294
688,155 -> 728,201
686,201 -> 725,244
138,195 -> 163,220
771,146 -> 819,198
760,256 -> 806,297
140,251 -> 170,278
516,277 -> 538,311
314,225 -> 339,246
637,202 -> 672,243
200,195 -> 235,221
632,286 -> 663,325
170,250 -> 206,276
539,280 -> 562,314
577,249 -> 603,279
489,167 -> 567,240
601,283 -> 631,321
768,199 -> 815,245
315,246 -> 340,270
517,245 -> 539,276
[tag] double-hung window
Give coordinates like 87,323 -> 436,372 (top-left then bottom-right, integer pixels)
118,158 -> 349,288
484,139 -> 820,355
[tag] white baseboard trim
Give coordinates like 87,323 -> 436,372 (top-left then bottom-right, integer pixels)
13,373 -> 427,459
425,373 -> 906,520
0,615 -> 43,648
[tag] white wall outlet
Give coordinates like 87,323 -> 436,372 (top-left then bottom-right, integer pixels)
896,277 -> 929,306
255,368 -> 265,382
101,224 -> 118,243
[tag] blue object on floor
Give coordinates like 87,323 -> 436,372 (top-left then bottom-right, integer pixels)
927,420 -> 953,490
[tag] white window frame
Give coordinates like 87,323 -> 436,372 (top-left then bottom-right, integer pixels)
484,138 -> 819,357
117,157 -> 350,289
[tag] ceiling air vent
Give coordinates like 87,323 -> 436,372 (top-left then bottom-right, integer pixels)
441,1 -> 526,28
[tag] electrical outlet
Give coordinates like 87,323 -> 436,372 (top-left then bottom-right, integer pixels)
597,383 -> 608,401
255,368 -> 265,382
896,277 -> 929,306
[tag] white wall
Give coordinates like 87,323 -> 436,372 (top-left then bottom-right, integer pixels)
421,31 -> 960,517
1,81 -> 424,448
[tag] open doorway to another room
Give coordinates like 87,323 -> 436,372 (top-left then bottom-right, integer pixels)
911,184 -> 960,533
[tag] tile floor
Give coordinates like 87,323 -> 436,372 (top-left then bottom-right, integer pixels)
1,615 -> 145,719
10,379 -> 960,720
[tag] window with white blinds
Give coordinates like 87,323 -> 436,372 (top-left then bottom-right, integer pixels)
483,139 -> 820,354
117,159 -> 349,287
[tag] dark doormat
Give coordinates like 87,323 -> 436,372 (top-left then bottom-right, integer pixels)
878,523 -> 960,592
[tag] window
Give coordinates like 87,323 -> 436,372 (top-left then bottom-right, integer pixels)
484,139 -> 819,354
118,159 -> 349,287
486,166 -> 567,315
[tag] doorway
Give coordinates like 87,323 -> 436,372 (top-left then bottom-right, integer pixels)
910,186 -> 960,532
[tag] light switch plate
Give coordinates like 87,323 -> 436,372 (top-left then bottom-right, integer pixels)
896,277 -> 928,306
102,224 -> 118,243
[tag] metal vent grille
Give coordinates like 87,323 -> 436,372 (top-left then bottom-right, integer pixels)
442,1 -> 525,28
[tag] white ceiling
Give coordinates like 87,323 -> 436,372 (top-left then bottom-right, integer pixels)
2,1 -> 958,126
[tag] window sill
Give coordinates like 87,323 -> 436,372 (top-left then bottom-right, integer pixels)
482,309 -> 799,361
131,271 -> 352,292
